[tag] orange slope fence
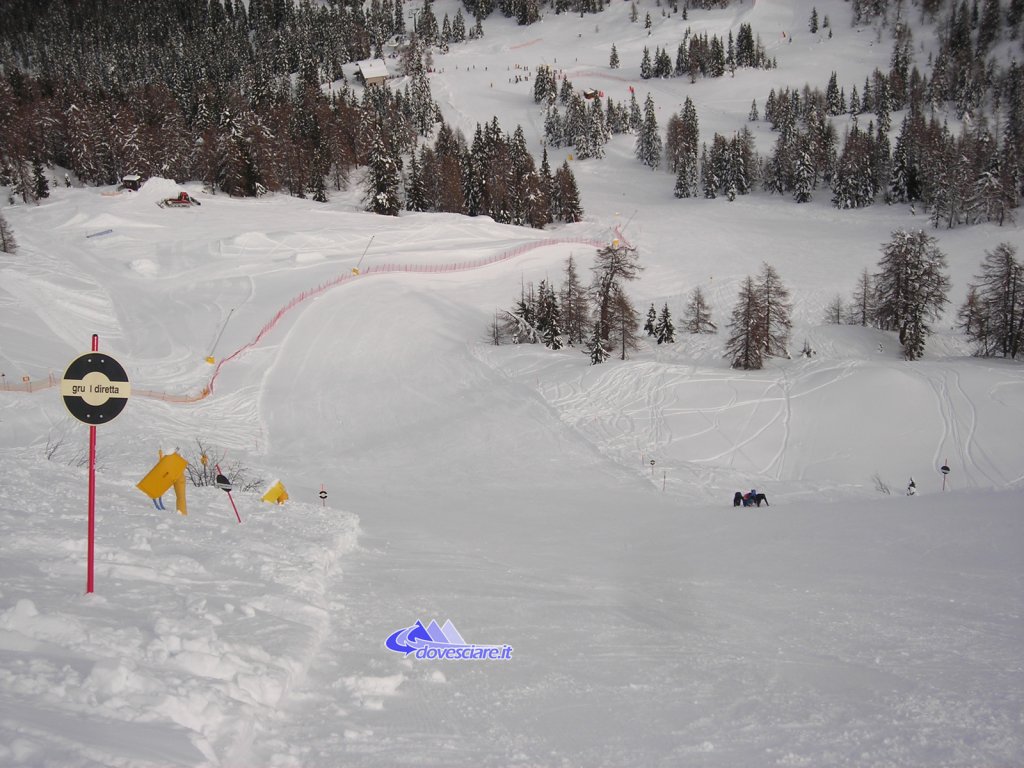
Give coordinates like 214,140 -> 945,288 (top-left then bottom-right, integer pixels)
3,232 -> 624,402
0,371 -> 210,402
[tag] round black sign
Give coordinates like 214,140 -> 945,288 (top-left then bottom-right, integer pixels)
216,474 -> 233,492
319,490 -> 328,500
60,352 -> 131,424
940,465 -> 951,475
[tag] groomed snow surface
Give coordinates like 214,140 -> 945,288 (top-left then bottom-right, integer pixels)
2,0 -> 1024,765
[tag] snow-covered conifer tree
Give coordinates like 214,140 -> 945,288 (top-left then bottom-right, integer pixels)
0,211 -> 17,254
701,144 -> 718,199
533,65 -> 555,105
564,94 -> 591,158
363,121 -> 402,216
310,170 -> 328,203
655,303 -> 676,344
544,107 -> 564,147
553,161 -> 584,222
586,321 -> 610,364
635,93 -> 662,170
654,47 -> 673,78
848,84 -> 860,115
873,229 -> 951,360
535,279 -> 563,349
644,304 -> 658,336
559,77 -> 574,106
640,47 -> 653,80
31,160 -> 49,200
628,91 -> 641,132
511,281 -> 538,343
831,123 -> 877,209
405,148 -> 428,211
410,70 -> 436,136
794,150 -> 815,203
825,72 -> 843,115
452,9 -> 467,41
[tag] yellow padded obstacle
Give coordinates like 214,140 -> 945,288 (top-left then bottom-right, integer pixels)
261,480 -> 289,505
137,452 -> 188,499
137,451 -> 189,516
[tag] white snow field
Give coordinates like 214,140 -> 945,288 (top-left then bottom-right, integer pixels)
2,0 -> 1024,765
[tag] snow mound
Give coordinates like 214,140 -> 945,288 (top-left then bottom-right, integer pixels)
129,259 -> 159,277
0,455 -> 359,766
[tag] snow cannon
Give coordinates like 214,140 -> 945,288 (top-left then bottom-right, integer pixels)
261,479 -> 289,505
137,450 -> 189,515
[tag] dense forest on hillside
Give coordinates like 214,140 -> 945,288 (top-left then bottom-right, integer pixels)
0,0 -> 584,226
0,0 -> 1021,366
0,0 -> 1023,230
534,0 -> 1024,226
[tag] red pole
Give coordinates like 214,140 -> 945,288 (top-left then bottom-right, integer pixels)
226,489 -> 242,524
87,424 -> 96,593
216,463 -> 242,523
87,334 -> 98,594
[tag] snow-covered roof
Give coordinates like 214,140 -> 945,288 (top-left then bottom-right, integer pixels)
356,59 -> 390,81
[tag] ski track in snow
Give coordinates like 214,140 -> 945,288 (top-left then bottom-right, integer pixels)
1,257 -> 122,354
920,366 -> 1004,490
947,367 -> 1008,488
506,350 -> 1024,501
771,365 -> 793,482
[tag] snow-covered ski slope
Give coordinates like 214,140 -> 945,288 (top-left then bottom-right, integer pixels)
1,0 -> 1023,765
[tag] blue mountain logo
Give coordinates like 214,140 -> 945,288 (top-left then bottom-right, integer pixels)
385,619 -> 513,660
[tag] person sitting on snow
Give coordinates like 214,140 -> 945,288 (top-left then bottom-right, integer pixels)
743,489 -> 769,507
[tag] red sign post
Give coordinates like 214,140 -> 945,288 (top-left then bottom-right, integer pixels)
215,463 -> 243,524
87,400 -> 96,592
60,335 -> 131,593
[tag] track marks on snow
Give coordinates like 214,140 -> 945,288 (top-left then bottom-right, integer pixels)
919,367 -> 1009,489
489,349 -> 883,499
